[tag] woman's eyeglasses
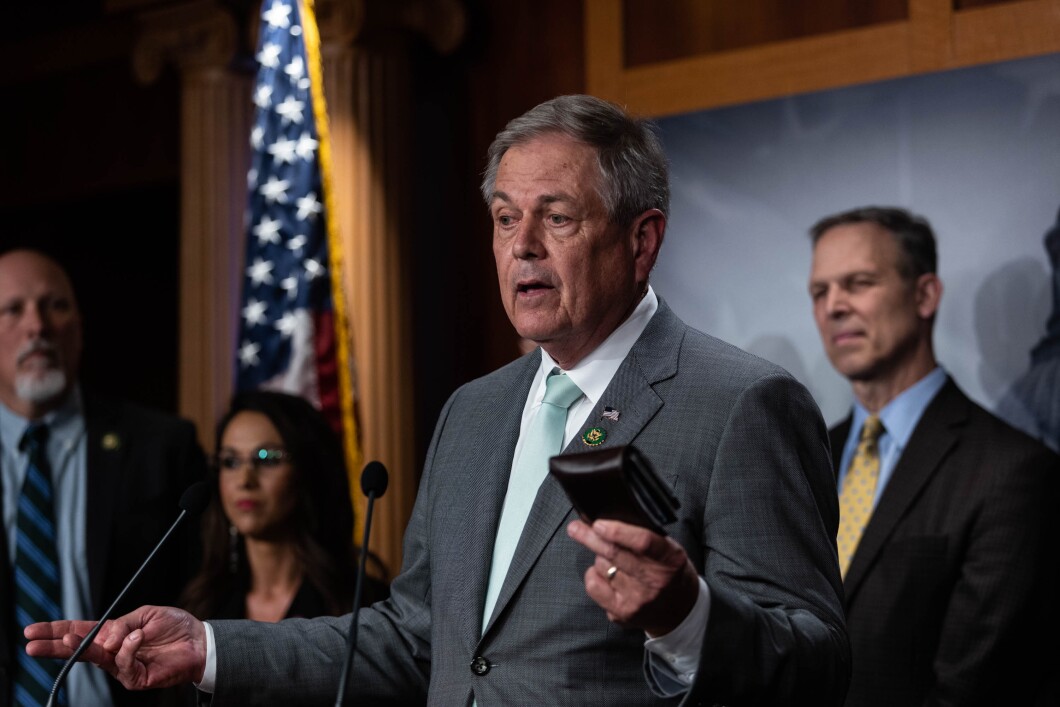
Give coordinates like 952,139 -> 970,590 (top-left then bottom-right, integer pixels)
215,448 -> 292,473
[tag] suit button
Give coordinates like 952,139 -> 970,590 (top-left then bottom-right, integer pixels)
470,656 -> 490,676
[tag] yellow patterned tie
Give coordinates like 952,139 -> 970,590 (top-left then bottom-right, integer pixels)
837,415 -> 885,578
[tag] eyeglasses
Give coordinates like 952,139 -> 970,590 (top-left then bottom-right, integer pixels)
215,448 -> 292,473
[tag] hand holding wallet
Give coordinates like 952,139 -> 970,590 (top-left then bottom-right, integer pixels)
549,444 -> 680,535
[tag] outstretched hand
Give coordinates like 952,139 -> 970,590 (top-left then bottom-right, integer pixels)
567,518 -> 700,637
25,606 -> 208,691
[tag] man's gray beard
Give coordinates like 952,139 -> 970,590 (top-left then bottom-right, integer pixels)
15,369 -> 68,404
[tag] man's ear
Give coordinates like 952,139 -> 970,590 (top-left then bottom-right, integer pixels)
630,209 -> 666,285
916,272 -> 943,319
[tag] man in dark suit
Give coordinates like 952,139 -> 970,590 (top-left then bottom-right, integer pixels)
28,95 -> 849,705
0,248 -> 206,706
807,206 -> 1060,706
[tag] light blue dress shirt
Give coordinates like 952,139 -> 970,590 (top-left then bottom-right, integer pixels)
0,388 -> 114,706
837,367 -> 948,506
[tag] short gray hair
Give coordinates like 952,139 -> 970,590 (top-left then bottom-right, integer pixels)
481,95 -> 670,226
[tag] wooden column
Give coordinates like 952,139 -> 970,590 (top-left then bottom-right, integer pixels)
132,3 -> 252,451
318,0 -> 464,577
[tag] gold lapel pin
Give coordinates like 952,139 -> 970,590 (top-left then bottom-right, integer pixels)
102,433 -> 121,451
582,427 -> 607,446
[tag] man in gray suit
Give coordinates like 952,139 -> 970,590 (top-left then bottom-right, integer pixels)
27,95 -> 850,706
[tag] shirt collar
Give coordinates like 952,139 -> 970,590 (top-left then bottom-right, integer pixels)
537,286 -> 659,406
851,367 -> 948,449
0,387 -> 85,452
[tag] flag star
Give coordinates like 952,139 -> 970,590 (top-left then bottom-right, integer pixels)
242,299 -> 268,326
295,132 -> 318,160
274,311 -> 298,337
259,176 -> 290,204
284,55 -> 305,82
246,168 -> 258,187
252,216 -> 282,245
304,258 -> 325,280
262,0 -> 292,29
268,137 -> 297,165
290,24 -> 303,37
253,83 -> 273,109
246,257 -> 275,286
238,340 -> 261,368
287,234 -> 307,252
280,276 -> 299,300
250,125 -> 265,149
256,43 -> 282,70
295,193 -> 322,221
275,95 -> 305,124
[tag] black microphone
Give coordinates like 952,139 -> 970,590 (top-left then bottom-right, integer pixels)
46,481 -> 211,707
334,461 -> 389,707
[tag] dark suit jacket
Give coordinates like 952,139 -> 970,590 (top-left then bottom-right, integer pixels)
832,379 -> 1060,707
210,301 -> 850,706
0,394 -> 207,707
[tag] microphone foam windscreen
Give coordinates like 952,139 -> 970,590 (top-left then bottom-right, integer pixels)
361,461 -> 389,498
179,481 -> 212,515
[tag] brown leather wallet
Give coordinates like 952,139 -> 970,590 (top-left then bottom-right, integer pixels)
549,444 -> 679,535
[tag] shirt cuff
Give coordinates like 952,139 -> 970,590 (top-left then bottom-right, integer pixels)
643,576 -> 710,687
194,621 -> 217,694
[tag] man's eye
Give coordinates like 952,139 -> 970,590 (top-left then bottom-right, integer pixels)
548,214 -> 570,226
497,214 -> 513,226
47,298 -> 73,313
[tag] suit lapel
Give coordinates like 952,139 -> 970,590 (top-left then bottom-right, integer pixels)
829,418 -> 851,480
844,380 -> 966,599
455,353 -> 540,645
83,396 -> 124,615
481,302 -> 683,636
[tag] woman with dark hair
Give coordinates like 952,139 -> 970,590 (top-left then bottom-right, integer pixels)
180,390 -> 387,621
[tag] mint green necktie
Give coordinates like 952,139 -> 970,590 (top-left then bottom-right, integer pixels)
482,368 -> 583,629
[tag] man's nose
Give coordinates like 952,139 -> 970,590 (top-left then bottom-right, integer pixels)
824,287 -> 849,317
512,220 -> 545,259
21,303 -> 48,335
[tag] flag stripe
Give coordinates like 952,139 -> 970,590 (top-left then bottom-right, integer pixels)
299,0 -> 364,535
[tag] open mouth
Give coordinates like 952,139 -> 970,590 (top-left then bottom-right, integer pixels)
517,280 -> 552,295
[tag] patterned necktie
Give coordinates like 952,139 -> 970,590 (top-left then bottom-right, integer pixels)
482,368 -> 583,629
837,415 -> 885,578
14,422 -> 65,707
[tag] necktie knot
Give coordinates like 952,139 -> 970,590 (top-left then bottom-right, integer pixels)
542,369 -> 583,410
858,415 -> 884,451
19,421 -> 49,454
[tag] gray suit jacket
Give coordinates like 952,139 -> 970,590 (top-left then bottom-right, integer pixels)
210,301 -> 850,706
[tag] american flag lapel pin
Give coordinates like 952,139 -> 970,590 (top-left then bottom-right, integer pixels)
602,406 -> 620,422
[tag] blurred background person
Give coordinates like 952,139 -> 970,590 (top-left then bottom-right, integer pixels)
807,207 -> 1060,706
0,248 -> 206,707
180,390 -> 387,622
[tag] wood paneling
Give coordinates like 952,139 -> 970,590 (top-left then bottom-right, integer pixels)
623,0 -> 907,66
588,0 -> 1060,118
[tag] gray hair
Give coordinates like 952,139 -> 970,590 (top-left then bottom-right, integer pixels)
481,95 -> 670,226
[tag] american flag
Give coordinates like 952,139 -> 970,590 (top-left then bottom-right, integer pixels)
235,0 -> 360,470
